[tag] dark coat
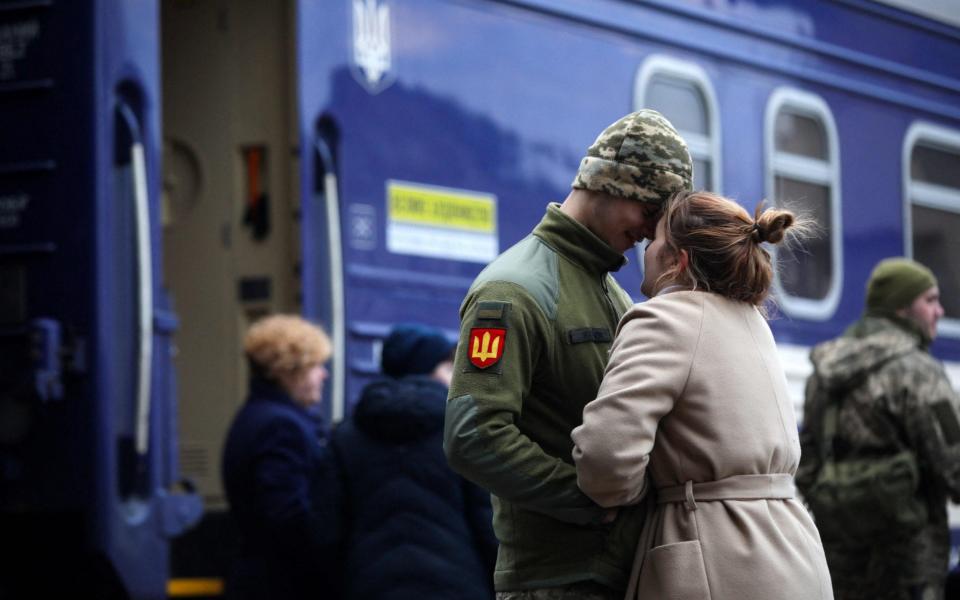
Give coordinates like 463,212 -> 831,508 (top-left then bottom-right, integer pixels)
332,375 -> 497,600
221,376 -> 342,600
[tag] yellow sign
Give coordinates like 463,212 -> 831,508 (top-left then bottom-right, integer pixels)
387,181 -> 496,233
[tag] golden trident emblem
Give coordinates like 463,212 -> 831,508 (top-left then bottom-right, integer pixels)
472,331 -> 501,363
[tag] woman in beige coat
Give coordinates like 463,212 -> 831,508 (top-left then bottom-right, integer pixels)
572,191 -> 832,600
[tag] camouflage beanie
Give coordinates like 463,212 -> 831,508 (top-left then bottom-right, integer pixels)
571,109 -> 693,204
865,258 -> 937,315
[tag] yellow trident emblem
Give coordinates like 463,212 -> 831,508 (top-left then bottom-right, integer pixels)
469,328 -> 505,368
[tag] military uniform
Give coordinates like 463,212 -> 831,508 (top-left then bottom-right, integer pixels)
444,109 -> 692,596
445,204 -> 643,592
797,315 -> 960,600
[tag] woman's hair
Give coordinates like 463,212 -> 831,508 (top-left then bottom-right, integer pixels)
655,190 -> 810,307
243,314 -> 332,381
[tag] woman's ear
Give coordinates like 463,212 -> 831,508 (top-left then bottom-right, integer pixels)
677,249 -> 690,273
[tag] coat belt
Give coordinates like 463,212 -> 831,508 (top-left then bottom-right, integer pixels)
657,474 -> 795,512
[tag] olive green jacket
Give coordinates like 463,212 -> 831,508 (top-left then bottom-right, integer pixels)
444,203 -> 646,591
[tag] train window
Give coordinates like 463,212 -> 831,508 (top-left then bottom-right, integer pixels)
904,123 -> 960,336
635,55 -> 721,192
765,88 -> 842,320
775,112 -> 828,159
645,76 -> 708,136
911,145 -> 960,189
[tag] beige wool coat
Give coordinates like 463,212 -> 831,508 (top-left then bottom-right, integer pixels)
572,291 -> 833,600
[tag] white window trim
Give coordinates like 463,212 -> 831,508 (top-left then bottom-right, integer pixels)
633,55 -> 722,283
634,54 -> 722,193
765,87 -> 843,321
902,122 -> 960,338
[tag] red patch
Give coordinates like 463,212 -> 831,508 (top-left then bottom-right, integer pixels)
469,328 -> 506,369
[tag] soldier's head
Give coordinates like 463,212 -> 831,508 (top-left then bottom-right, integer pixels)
564,110 -> 693,254
866,258 -> 944,341
641,191 -> 807,306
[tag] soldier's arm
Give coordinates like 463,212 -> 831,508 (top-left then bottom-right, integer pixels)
443,281 -> 605,526
898,362 -> 960,502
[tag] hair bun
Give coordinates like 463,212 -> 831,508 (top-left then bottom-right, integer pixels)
753,205 -> 796,245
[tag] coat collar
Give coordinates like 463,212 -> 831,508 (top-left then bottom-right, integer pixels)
247,375 -> 326,426
532,203 -> 626,274
846,314 -> 929,351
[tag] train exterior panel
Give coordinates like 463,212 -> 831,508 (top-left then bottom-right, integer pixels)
1,0 -> 958,597
0,1 -> 201,598
300,0 -> 960,418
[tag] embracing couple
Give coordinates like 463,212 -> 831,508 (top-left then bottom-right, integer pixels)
443,110 -> 833,600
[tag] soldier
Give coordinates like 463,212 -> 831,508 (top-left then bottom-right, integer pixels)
443,110 -> 692,600
797,258 -> 960,600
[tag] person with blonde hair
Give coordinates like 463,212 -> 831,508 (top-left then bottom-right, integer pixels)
572,190 -> 833,599
221,314 -> 341,600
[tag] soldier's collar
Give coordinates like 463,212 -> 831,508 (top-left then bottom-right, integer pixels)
854,313 -> 930,350
533,203 -> 627,274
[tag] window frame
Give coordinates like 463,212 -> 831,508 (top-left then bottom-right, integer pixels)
633,55 -> 721,291
765,87 -> 842,320
634,54 -> 722,194
902,122 -> 960,338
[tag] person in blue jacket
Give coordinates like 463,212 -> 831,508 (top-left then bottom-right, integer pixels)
221,314 -> 341,600
332,323 -> 498,600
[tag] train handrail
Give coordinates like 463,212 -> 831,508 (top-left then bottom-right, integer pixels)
117,102 -> 154,456
314,137 -> 345,423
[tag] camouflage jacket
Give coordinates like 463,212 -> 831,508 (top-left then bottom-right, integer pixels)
797,315 -> 960,594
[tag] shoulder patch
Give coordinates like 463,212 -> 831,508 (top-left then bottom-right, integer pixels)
469,328 -> 506,369
477,301 -> 506,320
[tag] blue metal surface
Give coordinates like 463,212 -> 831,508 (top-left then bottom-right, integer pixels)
295,0 -> 960,416
0,1 -> 198,598
2,0 -> 959,593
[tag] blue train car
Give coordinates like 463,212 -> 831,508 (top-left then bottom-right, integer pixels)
2,0 -> 959,597
0,1 -> 201,598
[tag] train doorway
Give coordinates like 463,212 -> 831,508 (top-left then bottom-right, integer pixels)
161,0 -> 301,588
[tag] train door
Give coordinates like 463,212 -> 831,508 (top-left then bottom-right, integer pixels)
0,1 -> 199,599
161,0 -> 303,585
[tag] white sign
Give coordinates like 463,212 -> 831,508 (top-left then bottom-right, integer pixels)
386,181 -> 498,263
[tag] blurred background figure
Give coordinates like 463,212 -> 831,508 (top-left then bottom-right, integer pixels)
332,323 -> 497,600
221,315 -> 341,600
798,258 -> 960,600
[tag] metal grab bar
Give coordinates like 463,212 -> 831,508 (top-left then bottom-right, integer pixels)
117,102 -> 154,456
314,138 -> 345,423
131,140 -> 154,455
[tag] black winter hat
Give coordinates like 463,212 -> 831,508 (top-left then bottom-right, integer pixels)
381,323 -> 456,378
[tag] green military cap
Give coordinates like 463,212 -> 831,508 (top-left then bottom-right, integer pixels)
571,109 -> 693,205
866,257 -> 938,314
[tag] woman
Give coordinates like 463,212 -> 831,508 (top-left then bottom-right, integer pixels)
571,191 -> 832,600
221,314 -> 341,600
